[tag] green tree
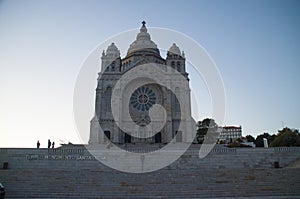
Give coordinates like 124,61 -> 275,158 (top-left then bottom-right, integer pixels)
255,133 -> 275,147
246,135 -> 255,143
196,118 -> 218,144
270,127 -> 300,147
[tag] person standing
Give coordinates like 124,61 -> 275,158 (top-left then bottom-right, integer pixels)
37,140 -> 40,149
51,141 -> 55,149
48,139 -> 51,149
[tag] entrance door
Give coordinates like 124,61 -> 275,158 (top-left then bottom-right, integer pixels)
155,132 -> 162,143
104,131 -> 111,141
176,131 -> 182,142
124,133 -> 131,143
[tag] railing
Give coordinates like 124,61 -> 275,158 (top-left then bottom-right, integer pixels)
48,148 -> 85,155
0,146 -> 300,155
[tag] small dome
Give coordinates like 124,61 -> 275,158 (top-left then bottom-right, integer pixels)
168,43 -> 181,56
127,21 -> 159,55
106,43 -> 120,56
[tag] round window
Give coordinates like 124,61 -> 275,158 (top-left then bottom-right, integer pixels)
130,86 -> 156,111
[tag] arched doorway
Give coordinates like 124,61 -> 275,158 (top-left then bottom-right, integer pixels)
155,132 -> 162,143
176,131 -> 182,142
124,133 -> 131,143
104,130 -> 111,141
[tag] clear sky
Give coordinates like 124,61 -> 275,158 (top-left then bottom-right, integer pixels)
0,0 -> 299,148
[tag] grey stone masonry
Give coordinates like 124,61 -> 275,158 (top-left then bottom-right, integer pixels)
0,145 -> 300,198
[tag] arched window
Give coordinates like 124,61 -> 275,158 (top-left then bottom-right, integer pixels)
177,61 -> 181,72
174,87 -> 180,112
104,87 -> 112,112
171,61 -> 175,68
111,62 -> 115,71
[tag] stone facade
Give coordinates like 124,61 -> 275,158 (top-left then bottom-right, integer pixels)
89,22 -> 192,144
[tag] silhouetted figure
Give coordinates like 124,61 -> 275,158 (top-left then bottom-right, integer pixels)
48,139 -> 51,149
37,141 -> 40,149
52,141 -> 55,149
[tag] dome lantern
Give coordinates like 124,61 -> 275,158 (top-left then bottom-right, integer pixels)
127,21 -> 159,55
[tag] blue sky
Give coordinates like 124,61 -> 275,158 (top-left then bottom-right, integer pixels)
0,0 -> 299,147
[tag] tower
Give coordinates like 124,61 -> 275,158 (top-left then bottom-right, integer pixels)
166,43 -> 186,74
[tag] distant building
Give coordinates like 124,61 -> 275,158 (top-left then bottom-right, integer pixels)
218,126 -> 242,142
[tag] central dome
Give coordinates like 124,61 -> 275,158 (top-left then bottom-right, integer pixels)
127,21 -> 160,56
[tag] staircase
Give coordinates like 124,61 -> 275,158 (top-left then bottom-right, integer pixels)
0,145 -> 300,198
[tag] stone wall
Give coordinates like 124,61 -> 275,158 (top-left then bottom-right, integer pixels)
0,145 -> 299,170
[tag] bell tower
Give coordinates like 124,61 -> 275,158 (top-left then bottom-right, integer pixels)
100,43 -> 121,72
166,43 -> 186,74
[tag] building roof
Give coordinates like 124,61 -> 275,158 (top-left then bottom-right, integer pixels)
222,126 -> 241,129
127,21 -> 159,56
106,42 -> 120,57
168,43 -> 182,56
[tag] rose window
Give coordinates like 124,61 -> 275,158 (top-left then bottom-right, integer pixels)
130,86 -> 156,111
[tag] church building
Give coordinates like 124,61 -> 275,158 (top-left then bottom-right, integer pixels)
89,22 -> 192,144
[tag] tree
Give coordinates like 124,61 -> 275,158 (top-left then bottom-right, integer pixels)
255,133 -> 275,147
196,118 -> 218,144
270,127 -> 300,147
246,135 -> 255,143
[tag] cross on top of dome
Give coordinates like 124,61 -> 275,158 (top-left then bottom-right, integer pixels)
140,20 -> 147,33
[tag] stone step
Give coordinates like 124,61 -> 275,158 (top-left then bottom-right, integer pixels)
1,146 -> 300,198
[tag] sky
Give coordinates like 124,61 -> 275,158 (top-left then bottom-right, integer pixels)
0,0 -> 299,148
